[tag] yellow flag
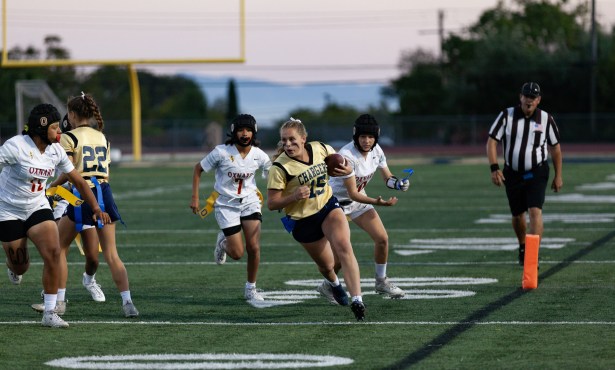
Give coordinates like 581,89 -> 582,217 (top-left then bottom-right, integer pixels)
198,191 -> 219,219
46,186 -> 84,206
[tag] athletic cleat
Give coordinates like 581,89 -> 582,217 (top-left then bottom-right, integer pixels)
350,300 -> 366,321
375,277 -> 405,298
82,273 -> 106,302
316,280 -> 339,305
331,284 -> 349,306
244,286 -> 264,301
123,301 -> 139,318
42,310 -> 69,328
214,231 -> 227,265
518,246 -> 525,266
7,268 -> 22,285
31,301 -> 66,316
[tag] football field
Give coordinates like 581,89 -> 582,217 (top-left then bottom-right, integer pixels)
1,159 -> 614,369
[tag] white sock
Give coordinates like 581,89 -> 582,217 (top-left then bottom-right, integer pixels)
83,272 -> 95,285
245,282 -> 256,290
120,290 -> 132,305
375,263 -> 387,279
327,277 -> 340,287
352,296 -> 363,303
57,288 -> 66,302
44,293 -> 58,312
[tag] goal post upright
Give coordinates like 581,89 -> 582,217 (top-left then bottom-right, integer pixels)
1,0 -> 246,162
127,65 -> 142,162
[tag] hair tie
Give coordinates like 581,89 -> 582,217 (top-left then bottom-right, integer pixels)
289,117 -> 302,123
81,91 -> 86,100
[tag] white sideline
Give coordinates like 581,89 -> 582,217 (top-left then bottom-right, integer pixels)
2,320 -> 615,326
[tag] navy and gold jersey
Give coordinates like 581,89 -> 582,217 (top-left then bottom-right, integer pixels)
60,126 -> 110,186
267,141 -> 335,219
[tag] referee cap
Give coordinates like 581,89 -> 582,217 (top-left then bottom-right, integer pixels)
521,82 -> 541,98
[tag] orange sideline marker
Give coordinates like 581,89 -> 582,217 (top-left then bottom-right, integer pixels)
522,234 -> 540,289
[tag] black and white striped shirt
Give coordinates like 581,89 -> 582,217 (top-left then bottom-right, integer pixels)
488,106 -> 560,172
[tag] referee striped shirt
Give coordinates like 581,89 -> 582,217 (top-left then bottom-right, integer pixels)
488,106 -> 560,172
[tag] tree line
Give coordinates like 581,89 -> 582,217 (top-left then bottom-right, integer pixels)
1,0 -> 614,144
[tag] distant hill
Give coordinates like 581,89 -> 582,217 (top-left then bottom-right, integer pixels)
188,75 -> 396,128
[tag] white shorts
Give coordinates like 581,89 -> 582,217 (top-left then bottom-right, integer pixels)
340,200 -> 374,220
214,196 -> 262,230
53,199 -> 69,220
0,197 -> 51,222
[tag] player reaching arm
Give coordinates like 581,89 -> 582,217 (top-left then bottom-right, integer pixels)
0,104 -> 110,328
328,114 -> 410,299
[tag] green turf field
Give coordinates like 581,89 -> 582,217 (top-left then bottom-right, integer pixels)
1,159 -> 614,369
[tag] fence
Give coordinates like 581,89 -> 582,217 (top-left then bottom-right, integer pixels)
2,113 -> 614,153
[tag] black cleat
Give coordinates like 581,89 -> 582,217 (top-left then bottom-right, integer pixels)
350,301 -> 366,321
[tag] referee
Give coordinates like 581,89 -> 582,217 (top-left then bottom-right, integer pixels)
486,82 -> 563,266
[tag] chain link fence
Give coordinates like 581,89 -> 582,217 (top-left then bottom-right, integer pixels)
2,113 -> 614,153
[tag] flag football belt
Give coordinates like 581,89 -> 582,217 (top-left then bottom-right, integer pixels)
198,190 -> 264,220
45,186 -> 84,207
46,185 -> 102,255
72,177 -> 105,231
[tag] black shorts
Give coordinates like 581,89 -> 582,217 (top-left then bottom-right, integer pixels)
222,212 -> 262,237
503,162 -> 549,216
292,196 -> 341,244
0,209 -> 54,242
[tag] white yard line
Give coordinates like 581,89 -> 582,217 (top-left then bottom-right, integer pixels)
3,320 -> 615,326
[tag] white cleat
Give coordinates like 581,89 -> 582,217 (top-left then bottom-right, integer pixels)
42,310 -> 69,328
7,268 -> 22,285
244,286 -> 264,301
32,301 -> 66,316
214,231 -> 227,265
316,280 -> 339,305
123,301 -> 139,318
375,277 -> 405,298
83,273 -> 106,302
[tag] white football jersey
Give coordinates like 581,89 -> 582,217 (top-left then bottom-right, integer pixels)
0,135 -> 74,215
200,144 -> 271,201
330,141 -> 387,203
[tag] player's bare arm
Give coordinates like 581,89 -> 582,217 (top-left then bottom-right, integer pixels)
190,163 -> 204,213
342,176 -> 397,206
267,187 -> 309,211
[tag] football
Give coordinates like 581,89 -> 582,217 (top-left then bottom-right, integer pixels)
325,153 -> 346,176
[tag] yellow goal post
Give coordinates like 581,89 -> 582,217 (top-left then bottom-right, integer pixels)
1,0 -> 246,162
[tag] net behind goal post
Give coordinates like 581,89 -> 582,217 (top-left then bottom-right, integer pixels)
15,80 -> 66,134
14,80 -> 125,162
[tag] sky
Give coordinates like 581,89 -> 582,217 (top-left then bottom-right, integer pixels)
3,0 -> 615,124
